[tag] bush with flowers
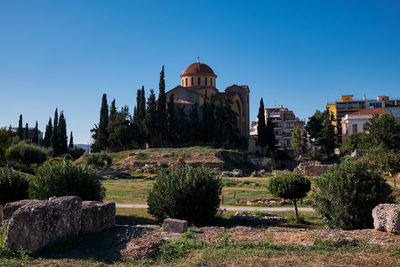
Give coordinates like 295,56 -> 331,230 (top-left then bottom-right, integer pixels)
313,159 -> 393,230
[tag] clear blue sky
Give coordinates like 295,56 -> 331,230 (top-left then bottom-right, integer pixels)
1,0 -> 399,144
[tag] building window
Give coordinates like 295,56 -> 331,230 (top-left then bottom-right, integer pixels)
191,77 -> 193,86
185,78 -> 188,87
198,77 -> 201,86
352,124 -> 358,133
205,77 -> 207,86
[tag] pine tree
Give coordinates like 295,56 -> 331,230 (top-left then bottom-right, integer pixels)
69,131 -> 74,148
200,92 -> 216,143
17,114 -> 23,139
265,117 -> 275,152
143,89 -> 157,146
44,117 -> 53,147
167,94 -> 176,143
176,107 -> 189,143
24,123 -> 29,140
157,66 -> 167,143
51,108 -> 59,155
97,94 -> 109,150
58,111 -> 68,154
257,98 -> 267,148
32,121 -> 39,144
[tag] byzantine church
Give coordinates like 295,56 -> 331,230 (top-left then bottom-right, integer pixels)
166,60 -> 250,138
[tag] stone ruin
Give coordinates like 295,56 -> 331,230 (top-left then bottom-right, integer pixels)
297,161 -> 332,177
1,196 -> 115,251
372,204 -> 400,234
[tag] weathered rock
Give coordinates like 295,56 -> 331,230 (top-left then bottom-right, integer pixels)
0,205 -> 3,223
162,218 -> 188,233
372,204 -> 400,234
4,196 -> 82,251
81,201 -> 116,233
3,199 -> 42,221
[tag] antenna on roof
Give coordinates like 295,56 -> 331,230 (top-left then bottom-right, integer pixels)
197,56 -> 200,63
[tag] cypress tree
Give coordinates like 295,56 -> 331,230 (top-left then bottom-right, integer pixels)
69,131 -> 74,148
257,98 -> 267,148
189,102 -> 200,143
143,89 -> 157,146
24,123 -> 29,140
58,111 -> 68,154
167,94 -> 176,143
107,99 -> 118,149
51,108 -> 59,155
17,114 -> 23,139
32,121 -> 39,144
134,89 -> 141,122
44,117 -> 53,147
97,94 -> 109,150
157,66 -> 167,142
139,86 -> 146,121
265,116 -> 276,152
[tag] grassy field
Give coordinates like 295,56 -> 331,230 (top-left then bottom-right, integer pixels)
102,176 -> 315,207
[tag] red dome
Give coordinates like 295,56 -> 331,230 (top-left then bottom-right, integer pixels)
181,62 -> 216,77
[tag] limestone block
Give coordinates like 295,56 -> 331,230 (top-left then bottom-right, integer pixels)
162,218 -> 188,233
372,204 -> 400,234
81,201 -> 115,233
4,196 -> 82,251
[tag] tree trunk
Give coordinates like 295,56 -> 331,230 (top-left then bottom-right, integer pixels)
293,199 -> 299,223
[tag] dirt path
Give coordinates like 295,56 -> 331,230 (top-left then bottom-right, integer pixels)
116,203 -> 315,212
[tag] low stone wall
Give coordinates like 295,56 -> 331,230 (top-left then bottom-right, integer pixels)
3,196 -> 116,251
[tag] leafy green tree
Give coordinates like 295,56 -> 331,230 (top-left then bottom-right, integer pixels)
268,172 -> 311,222
24,123 -> 29,140
0,128 -> 12,161
175,106 -> 189,143
157,66 -> 167,144
43,117 -> 53,148
167,94 -> 176,143
306,110 -> 324,140
58,111 -> 68,154
69,131 -> 74,148
367,146 -> 400,186
364,113 -> 400,151
291,127 -> 302,154
17,114 -> 24,139
32,121 -> 39,145
108,106 -> 133,151
313,159 -> 393,229
257,98 -> 267,149
51,108 -> 59,155
265,117 -> 275,153
340,132 -> 367,155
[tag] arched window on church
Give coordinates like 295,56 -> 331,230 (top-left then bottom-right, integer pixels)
211,78 -> 213,87
205,77 -> 207,86
185,78 -> 188,87
191,77 -> 194,86
198,77 -> 201,86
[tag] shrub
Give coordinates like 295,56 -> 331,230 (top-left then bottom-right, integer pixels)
0,167 -> 29,206
5,142 -> 47,167
313,159 -> 393,230
85,152 -> 112,168
67,146 -> 85,160
29,160 -> 105,201
147,165 -> 222,225
308,146 -> 323,161
268,172 -> 311,222
261,157 -> 273,172
0,128 -> 12,162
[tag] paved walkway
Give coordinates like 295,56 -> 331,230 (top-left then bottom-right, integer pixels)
116,203 -> 315,212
